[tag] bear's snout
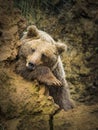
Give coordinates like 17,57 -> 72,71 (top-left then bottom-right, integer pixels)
27,62 -> 36,70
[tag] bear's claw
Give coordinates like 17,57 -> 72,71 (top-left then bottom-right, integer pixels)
53,79 -> 62,87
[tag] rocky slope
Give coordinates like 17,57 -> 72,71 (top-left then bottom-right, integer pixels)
0,0 -> 98,130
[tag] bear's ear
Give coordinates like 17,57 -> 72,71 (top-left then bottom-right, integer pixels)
56,42 -> 67,54
27,25 -> 39,38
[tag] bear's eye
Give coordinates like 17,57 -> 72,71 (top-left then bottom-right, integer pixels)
42,53 -> 47,58
32,49 -> 35,52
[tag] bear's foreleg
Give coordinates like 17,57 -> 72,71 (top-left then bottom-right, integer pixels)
51,57 -> 74,110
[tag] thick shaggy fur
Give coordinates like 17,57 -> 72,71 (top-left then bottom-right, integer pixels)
16,25 -> 74,110
16,58 -> 62,86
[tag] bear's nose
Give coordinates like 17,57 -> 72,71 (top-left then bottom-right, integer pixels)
28,62 -> 36,70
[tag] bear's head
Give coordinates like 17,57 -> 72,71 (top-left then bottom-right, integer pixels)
19,25 -> 67,71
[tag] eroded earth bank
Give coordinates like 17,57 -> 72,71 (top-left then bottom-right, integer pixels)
0,0 -> 98,130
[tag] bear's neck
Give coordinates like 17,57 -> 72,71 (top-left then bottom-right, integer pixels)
52,56 -> 68,88
51,56 -> 60,71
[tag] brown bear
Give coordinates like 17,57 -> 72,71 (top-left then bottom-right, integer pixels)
16,25 -> 74,110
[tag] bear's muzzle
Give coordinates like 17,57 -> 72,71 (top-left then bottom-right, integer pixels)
26,62 -> 36,70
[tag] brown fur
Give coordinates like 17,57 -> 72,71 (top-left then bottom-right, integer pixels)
15,58 -> 62,87
16,25 -> 74,110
